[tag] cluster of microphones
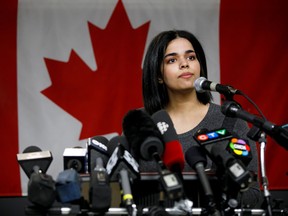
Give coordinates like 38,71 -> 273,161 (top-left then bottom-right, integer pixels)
16,77 -> 288,215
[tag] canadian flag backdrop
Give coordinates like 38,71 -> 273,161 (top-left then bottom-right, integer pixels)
1,0 -> 288,196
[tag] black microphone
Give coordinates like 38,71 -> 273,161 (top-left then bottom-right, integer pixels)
193,128 -> 253,192
87,135 -> 110,173
122,109 -> 184,201
221,100 -> 288,151
17,146 -> 56,208
122,109 -> 164,162
225,136 -> 252,167
88,136 -> 111,213
185,146 -> 220,216
28,166 -> 56,208
194,77 -> 240,96
151,110 -> 185,177
17,146 -> 53,179
210,143 -> 254,214
150,109 -> 195,212
194,128 -> 255,215
151,110 -> 195,213
106,135 -> 139,216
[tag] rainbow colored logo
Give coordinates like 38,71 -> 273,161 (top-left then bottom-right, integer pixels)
229,138 -> 250,156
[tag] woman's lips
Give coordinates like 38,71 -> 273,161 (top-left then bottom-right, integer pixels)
179,72 -> 193,79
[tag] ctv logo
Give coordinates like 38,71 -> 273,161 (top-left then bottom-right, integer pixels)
196,129 -> 228,141
194,128 -> 233,145
229,138 -> 250,156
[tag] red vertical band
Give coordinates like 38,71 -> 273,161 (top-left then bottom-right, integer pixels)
0,0 -> 22,195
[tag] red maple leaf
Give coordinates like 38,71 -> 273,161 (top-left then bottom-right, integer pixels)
41,0 -> 150,139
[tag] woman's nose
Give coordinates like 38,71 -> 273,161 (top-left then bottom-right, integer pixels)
179,59 -> 189,69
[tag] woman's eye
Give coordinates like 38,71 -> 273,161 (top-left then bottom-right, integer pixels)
167,58 -> 176,64
188,55 -> 196,60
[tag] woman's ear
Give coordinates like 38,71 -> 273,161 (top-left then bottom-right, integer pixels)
158,78 -> 164,84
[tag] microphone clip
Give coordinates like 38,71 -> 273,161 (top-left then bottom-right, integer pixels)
158,169 -> 184,201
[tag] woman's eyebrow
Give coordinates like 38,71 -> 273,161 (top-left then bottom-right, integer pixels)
164,50 -> 195,59
185,50 -> 195,54
164,52 -> 177,59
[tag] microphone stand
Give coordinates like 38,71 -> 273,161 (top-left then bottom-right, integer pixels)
248,128 -> 273,216
258,132 -> 273,216
221,99 -> 274,216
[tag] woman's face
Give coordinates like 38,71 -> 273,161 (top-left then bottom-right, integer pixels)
161,37 -> 201,93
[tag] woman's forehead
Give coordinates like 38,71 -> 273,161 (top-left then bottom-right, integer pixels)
165,38 -> 194,54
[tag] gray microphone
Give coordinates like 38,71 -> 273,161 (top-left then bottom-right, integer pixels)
194,77 -> 240,95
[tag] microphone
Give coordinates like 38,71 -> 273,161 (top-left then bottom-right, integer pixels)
106,135 -> 139,216
17,146 -> 53,179
151,110 -> 194,213
194,128 -> 254,214
122,109 -> 164,162
194,77 -> 240,96
88,136 -> 112,213
185,146 -> 220,216
122,109 -> 184,201
226,137 -> 252,167
87,135 -> 110,173
151,109 -> 185,175
193,128 -> 253,192
28,167 -> 56,208
17,146 -> 56,208
221,100 -> 288,151
55,168 -> 82,204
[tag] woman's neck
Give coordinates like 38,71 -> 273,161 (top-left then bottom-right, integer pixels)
165,93 -> 210,134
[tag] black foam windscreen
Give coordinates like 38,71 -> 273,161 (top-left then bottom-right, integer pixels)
122,109 -> 164,161
90,182 -> 111,212
28,171 -> 56,208
211,144 -> 235,169
185,146 -> 207,170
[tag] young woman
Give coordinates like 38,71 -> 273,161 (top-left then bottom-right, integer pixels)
140,30 -> 260,208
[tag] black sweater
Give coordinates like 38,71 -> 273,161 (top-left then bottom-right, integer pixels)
136,103 -> 260,208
